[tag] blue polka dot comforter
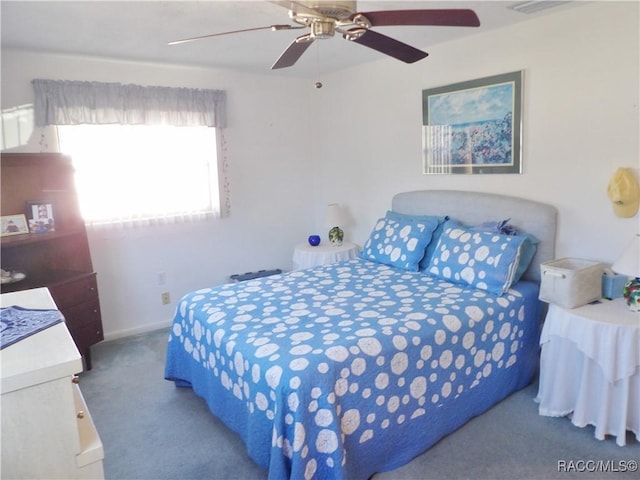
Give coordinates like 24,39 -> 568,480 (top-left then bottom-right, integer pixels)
165,258 -> 542,480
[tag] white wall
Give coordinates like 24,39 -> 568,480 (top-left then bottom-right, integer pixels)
2,1 -> 638,340
318,1 -> 639,262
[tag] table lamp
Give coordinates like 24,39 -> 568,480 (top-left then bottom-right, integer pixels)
324,203 -> 348,246
611,233 -> 640,311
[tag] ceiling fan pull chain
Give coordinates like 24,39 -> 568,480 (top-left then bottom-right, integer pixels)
314,41 -> 323,89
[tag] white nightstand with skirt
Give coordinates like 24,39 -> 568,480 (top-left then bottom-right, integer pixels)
535,298 -> 639,446
293,242 -> 359,270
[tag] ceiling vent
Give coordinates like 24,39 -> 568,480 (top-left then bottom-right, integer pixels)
509,1 -> 570,14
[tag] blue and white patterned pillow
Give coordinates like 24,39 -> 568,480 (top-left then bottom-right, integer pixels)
383,211 -> 450,272
466,218 -> 539,284
512,233 -> 538,284
427,221 -> 525,295
359,216 -> 439,271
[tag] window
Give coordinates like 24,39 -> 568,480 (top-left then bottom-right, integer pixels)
1,104 -> 34,150
32,79 -> 228,227
58,124 -> 222,227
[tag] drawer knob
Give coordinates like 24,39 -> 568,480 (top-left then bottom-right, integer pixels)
77,410 -> 85,419
72,375 -> 80,384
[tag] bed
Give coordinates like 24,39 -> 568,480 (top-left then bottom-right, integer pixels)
165,190 -> 557,480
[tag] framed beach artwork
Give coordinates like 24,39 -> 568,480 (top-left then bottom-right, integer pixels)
422,71 -> 523,175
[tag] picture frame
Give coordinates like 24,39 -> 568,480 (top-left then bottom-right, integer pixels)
422,71 -> 523,175
26,201 -> 56,234
1,214 -> 29,237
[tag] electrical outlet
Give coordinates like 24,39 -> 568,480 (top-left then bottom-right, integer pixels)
157,271 -> 166,286
161,292 -> 171,305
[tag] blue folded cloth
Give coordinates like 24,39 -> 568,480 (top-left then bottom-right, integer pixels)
1,306 -> 63,349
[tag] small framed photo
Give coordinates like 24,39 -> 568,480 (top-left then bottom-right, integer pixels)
26,202 -> 55,234
1,214 -> 29,237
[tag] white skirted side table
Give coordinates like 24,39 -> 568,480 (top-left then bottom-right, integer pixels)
535,298 -> 640,446
293,242 -> 359,270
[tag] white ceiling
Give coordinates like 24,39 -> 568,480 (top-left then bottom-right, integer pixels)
1,1 -> 581,78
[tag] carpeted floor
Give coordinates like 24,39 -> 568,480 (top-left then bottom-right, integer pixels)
79,328 -> 639,480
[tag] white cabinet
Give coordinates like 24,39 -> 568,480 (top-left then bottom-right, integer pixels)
1,287 -> 104,479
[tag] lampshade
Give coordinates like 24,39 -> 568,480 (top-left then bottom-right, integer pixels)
612,234 -> 640,278
323,203 -> 349,246
323,203 -> 348,228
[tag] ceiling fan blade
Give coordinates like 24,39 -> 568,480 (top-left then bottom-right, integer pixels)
271,34 -> 315,69
168,25 -> 301,46
345,29 -> 428,64
354,9 -> 480,27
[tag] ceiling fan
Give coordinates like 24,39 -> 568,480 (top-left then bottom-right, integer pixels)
169,1 -> 480,70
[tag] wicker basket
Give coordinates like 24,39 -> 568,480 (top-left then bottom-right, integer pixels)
539,258 -> 604,308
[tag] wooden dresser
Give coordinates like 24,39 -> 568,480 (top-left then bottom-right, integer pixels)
1,287 -> 104,478
1,153 -> 103,369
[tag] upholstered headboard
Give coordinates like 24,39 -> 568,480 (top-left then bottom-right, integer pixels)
391,190 -> 558,284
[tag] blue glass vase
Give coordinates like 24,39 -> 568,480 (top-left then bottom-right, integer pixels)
308,235 -> 321,246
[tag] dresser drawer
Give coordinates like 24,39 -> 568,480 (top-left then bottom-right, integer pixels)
50,273 -> 98,309
72,382 -> 104,470
63,298 -> 103,346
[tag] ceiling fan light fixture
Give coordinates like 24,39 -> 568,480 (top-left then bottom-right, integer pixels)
311,20 -> 335,39
174,2 -> 481,70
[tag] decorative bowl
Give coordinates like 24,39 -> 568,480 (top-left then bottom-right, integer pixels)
308,235 -> 321,247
